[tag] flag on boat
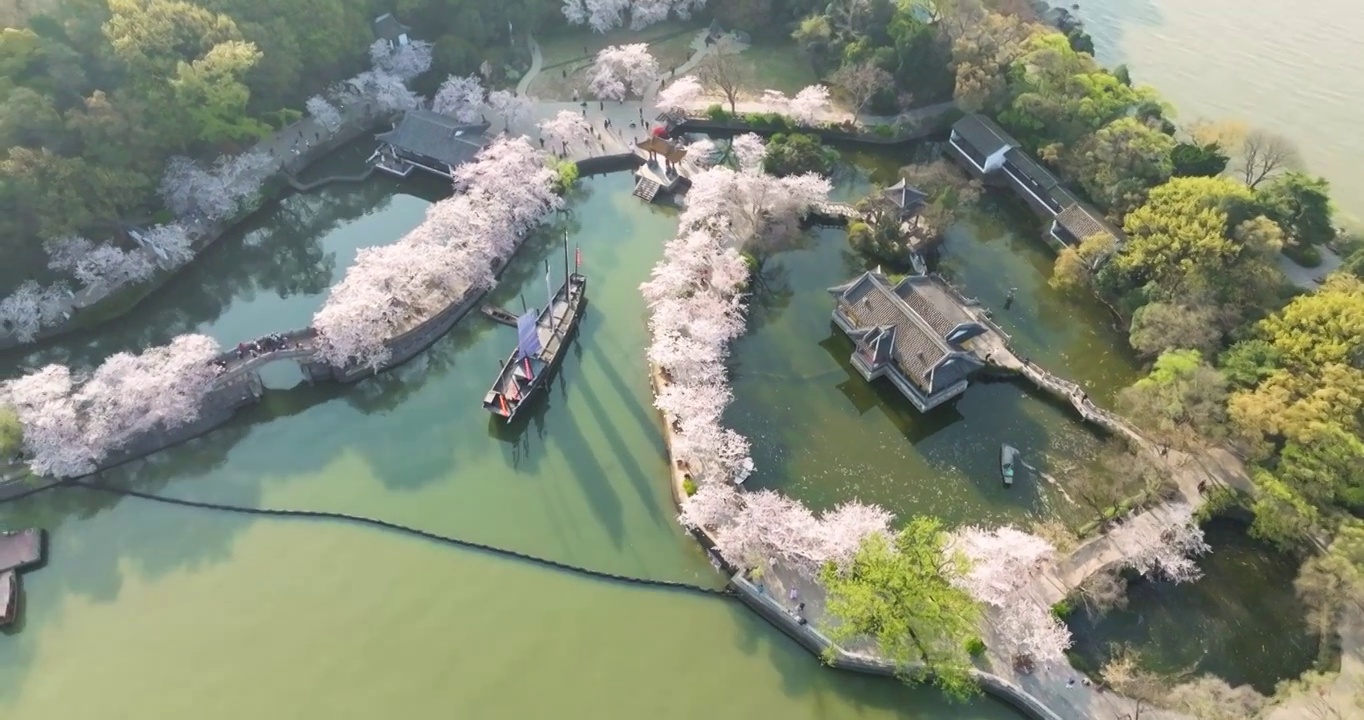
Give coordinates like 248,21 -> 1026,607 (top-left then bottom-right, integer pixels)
516,310 -> 541,360
575,245 -> 582,270
504,377 -> 521,402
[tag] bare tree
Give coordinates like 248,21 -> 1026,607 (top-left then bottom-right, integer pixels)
1238,129 -> 1301,188
830,61 -> 892,123
697,52 -> 747,114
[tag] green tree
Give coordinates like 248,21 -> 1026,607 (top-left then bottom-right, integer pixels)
1127,301 -> 1221,359
1257,172 -> 1334,247
103,0 -> 242,77
1294,521 -> 1364,638
1066,116 -> 1175,216
0,146 -> 149,241
1218,339 -> 1283,389
820,518 -> 981,698
998,32 -> 1154,152
1116,176 -> 1257,295
762,132 -> 837,177
0,405 -> 21,457
1049,232 -> 1117,294
1117,349 -> 1228,447
0,86 -> 63,147
169,40 -> 267,144
1170,141 -> 1229,178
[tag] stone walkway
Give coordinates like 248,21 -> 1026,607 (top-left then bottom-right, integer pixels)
1276,246 -> 1344,290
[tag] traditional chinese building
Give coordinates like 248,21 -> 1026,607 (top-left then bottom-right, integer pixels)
373,13 -> 411,49
946,113 -> 1123,251
632,136 -> 690,202
829,270 -> 987,412
371,110 -> 489,179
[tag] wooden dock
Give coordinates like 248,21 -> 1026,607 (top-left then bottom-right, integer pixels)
1,528 -> 47,627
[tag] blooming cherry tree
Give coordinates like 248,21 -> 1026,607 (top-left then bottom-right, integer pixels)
313,137 -> 561,368
432,75 -> 486,123
369,38 -> 433,81
563,0 -> 706,32
655,75 -> 703,115
140,224 -> 195,265
1,334 -> 223,477
589,44 -> 659,100
729,133 -> 766,173
306,95 -> 343,132
0,281 -> 69,344
538,110 -> 595,153
486,89 -> 531,131
950,525 -> 1072,663
789,85 -> 831,126
1110,502 -> 1209,582
346,70 -> 423,113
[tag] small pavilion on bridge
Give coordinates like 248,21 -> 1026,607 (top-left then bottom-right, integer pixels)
371,110 -> 490,179
632,136 -> 691,202
829,270 -> 987,412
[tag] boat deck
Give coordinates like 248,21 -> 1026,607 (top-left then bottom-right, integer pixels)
483,275 -> 586,418
0,529 -> 43,573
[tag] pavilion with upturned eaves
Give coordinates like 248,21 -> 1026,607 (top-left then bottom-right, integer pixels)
829,270 -> 987,412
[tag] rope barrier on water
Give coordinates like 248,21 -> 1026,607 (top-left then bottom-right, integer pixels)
52,479 -> 735,600
0,478 -> 67,504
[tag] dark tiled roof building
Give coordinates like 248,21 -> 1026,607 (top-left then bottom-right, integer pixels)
945,112 -> 1125,252
374,13 -> 411,46
882,178 -> 928,218
373,110 -> 489,179
829,271 -> 987,412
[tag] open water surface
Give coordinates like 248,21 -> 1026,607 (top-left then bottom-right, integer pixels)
0,172 -> 1025,719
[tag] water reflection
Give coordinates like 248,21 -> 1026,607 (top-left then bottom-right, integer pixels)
1065,518 -> 1317,693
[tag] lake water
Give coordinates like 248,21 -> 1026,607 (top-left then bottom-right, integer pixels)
0,172 -> 1025,720
1073,0 -> 1364,222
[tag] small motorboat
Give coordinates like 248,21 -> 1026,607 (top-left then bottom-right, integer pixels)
1001,444 -> 1019,487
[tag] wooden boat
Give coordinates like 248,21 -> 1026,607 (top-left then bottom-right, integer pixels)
1001,444 -> 1019,487
482,241 -> 587,421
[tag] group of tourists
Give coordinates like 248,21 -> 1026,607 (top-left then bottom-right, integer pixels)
234,333 -> 297,360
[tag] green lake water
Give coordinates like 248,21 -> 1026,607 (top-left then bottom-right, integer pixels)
1064,518 -> 1317,693
0,172 -> 1025,720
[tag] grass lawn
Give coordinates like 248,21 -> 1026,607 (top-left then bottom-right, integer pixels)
733,40 -> 818,96
529,21 -> 703,100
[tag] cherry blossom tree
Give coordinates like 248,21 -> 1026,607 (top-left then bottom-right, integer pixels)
729,133 -> 766,173
486,89 -> 531,131
679,481 -> 742,531
313,137 -> 561,369
345,70 -> 423,113
538,110 -> 595,154
139,224 -> 195,265
70,243 -> 156,288
950,525 -> 1072,663
655,75 -> 703,115
682,165 -> 831,247
369,38 -> 433,82
589,44 -> 659,100
0,281 -> 70,344
432,75 -> 486,123
1,334 -> 222,477
562,0 -> 706,32
950,525 -> 1055,605
306,95 -> 343,132
705,490 -> 893,574
788,84 -> 832,126
1110,502 -> 1210,583
685,138 -> 719,167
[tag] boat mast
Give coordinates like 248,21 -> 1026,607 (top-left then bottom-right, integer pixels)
544,258 -> 552,309
563,229 -> 570,283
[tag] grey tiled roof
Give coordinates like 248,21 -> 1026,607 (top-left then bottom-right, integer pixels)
883,178 -> 928,212
1003,147 -> 1062,192
951,114 -> 1016,157
895,277 -> 975,338
1056,203 -> 1121,245
839,275 -> 949,389
377,111 -> 488,167
374,13 -> 409,41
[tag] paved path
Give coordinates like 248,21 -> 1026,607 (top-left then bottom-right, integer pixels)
515,35 -> 543,97
1276,246 -> 1344,290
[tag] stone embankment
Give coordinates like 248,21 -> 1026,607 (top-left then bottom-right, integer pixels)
648,365 -> 1085,720
0,103 -> 391,352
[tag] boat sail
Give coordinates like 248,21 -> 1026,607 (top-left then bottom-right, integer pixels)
482,235 -> 587,420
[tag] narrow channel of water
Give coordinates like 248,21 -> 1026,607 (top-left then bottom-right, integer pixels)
0,173 -> 1025,720
1064,519 -> 1317,693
